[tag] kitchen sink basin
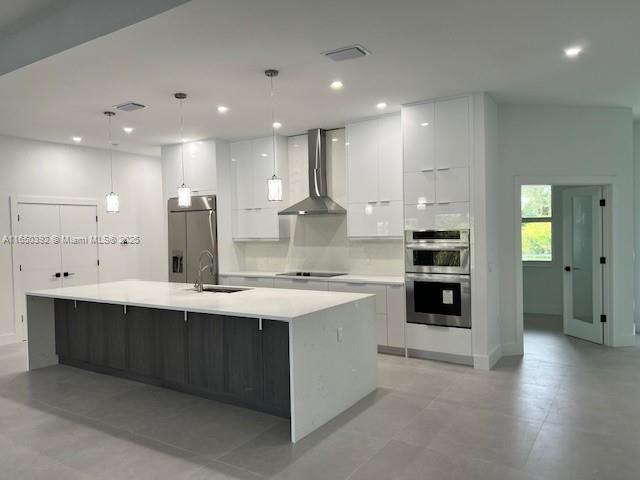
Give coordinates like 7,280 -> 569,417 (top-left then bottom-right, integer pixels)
194,286 -> 250,293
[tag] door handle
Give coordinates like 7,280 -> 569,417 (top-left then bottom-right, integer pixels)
564,266 -> 571,272
53,272 -> 61,278
63,272 -> 75,277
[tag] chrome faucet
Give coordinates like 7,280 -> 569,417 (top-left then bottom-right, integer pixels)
194,250 -> 215,292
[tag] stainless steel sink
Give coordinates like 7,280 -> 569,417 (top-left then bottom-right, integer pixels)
194,285 -> 250,293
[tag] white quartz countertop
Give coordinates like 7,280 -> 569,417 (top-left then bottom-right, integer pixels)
221,271 -> 405,285
27,280 -> 374,322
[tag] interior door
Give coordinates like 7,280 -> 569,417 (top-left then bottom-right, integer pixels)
14,203 -> 63,340
562,186 -> 604,344
59,205 -> 99,287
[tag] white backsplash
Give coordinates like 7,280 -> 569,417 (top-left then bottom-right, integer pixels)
236,129 -> 404,275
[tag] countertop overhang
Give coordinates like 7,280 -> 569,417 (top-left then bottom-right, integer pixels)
26,280 -> 374,322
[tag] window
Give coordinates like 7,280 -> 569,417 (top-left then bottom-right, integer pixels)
521,185 -> 552,262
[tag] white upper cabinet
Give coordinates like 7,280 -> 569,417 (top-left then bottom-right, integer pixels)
346,120 -> 379,204
230,135 -> 288,240
402,96 -> 471,231
346,115 -> 403,238
435,97 -> 470,168
402,103 -> 434,173
377,115 -> 403,202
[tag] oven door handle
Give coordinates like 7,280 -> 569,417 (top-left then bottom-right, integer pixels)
405,272 -> 471,283
405,243 -> 469,251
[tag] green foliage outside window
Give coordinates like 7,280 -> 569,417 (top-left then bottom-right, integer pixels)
521,185 -> 552,262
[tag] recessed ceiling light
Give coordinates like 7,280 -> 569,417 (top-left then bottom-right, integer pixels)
272,121 -> 282,129
330,80 -> 343,90
217,105 -> 229,113
345,142 -> 351,146
72,136 -> 82,143
123,127 -> 133,134
564,45 -> 583,58
376,102 -> 387,110
261,153 -> 268,157
331,138 -> 338,142
420,122 -> 430,127
181,138 -> 188,143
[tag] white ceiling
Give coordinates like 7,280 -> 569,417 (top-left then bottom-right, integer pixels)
0,0 -> 79,39
1,0 -> 640,156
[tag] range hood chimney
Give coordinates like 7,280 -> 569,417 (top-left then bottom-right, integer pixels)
278,129 -> 346,215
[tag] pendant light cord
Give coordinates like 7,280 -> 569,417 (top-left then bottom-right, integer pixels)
179,97 -> 185,186
108,114 -> 114,192
270,75 -> 277,175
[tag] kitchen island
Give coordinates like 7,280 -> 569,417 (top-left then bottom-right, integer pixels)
25,280 -> 377,442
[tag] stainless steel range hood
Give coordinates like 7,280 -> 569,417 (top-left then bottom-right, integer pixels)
278,128 -> 346,216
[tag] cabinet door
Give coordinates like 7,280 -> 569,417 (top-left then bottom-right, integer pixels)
231,140 -> 254,210
127,307 -> 156,378
261,320 -> 290,415
346,120 -> 379,204
348,201 -> 403,238
87,302 -> 107,366
252,137 -> 274,209
187,313 -> 224,392
54,299 -> 70,358
67,301 -> 89,362
103,303 -> 127,370
404,171 -> 435,206
387,284 -> 406,349
404,202 -> 470,231
435,97 -> 470,168
156,310 -> 187,384
253,208 -> 279,239
224,316 -> 263,403
376,314 -> 388,346
377,115 -> 403,202
435,167 -> 469,203
273,278 -> 329,291
232,209 -> 253,239
402,103 -> 435,173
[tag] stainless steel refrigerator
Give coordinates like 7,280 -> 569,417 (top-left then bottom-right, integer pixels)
168,195 -> 218,285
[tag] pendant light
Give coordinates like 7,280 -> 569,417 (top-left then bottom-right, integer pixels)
175,92 -> 192,208
104,111 -> 119,213
265,69 -> 283,202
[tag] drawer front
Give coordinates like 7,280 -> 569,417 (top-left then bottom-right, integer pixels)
273,278 -> 329,291
404,202 -> 470,231
404,171 -> 435,205
328,282 -> 387,314
435,167 -> 469,203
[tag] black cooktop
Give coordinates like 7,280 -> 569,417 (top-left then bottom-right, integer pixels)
276,272 -> 347,278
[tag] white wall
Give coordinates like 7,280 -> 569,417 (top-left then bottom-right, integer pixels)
225,129 -> 404,275
0,134 -> 164,344
522,186 -> 565,316
498,105 -> 635,352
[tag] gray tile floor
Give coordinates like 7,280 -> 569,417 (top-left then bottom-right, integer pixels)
1,314 -> 639,479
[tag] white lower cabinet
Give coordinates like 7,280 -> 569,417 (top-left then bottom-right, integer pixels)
386,284 -> 406,349
347,201 -> 403,238
219,275 -> 275,288
273,278 -> 329,291
404,202 -> 470,231
406,323 -> 472,357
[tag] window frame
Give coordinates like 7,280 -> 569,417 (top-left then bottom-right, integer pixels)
521,186 -> 553,266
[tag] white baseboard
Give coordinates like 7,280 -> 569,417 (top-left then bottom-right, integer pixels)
473,344 -> 503,370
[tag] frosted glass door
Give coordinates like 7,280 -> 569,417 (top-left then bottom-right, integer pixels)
562,186 -> 603,344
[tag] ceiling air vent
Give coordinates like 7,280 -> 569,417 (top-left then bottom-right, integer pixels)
324,44 -> 370,62
115,101 -> 147,112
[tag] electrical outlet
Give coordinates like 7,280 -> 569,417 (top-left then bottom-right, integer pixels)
337,327 -> 344,343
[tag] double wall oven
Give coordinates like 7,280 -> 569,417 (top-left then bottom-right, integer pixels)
405,230 -> 471,329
